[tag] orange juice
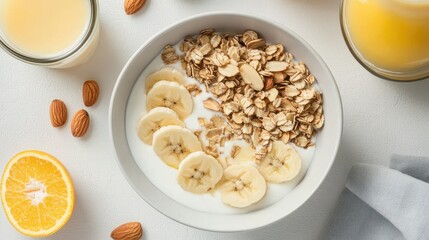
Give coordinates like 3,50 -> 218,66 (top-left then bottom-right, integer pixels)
344,0 -> 429,73
0,0 -> 91,58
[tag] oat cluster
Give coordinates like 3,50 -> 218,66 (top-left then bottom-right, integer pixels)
162,29 -> 324,162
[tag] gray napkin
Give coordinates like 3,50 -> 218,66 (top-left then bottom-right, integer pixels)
325,155 -> 429,240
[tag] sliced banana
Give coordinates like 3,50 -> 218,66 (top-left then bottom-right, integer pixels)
146,80 -> 193,119
137,107 -> 185,145
145,67 -> 187,93
152,125 -> 202,168
258,141 -> 302,183
177,151 -> 223,194
220,164 -> 266,208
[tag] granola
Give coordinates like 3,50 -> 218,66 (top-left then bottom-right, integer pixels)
170,29 -> 324,162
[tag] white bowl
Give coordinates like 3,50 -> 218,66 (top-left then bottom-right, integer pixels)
109,12 -> 342,232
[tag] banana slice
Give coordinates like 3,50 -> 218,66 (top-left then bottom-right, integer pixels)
145,67 -> 187,93
258,141 -> 302,183
146,80 -> 193,119
152,125 -> 202,168
220,164 -> 266,208
177,151 -> 223,194
137,107 -> 185,145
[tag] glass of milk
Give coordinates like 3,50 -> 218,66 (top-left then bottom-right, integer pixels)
0,0 -> 99,68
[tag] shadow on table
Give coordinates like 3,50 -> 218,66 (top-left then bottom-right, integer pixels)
47,17 -> 125,105
388,78 -> 429,107
43,184 -> 96,239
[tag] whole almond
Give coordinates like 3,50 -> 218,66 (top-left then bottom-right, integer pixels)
71,109 -> 90,137
111,222 -> 143,240
264,77 -> 274,91
50,99 -> 67,127
273,72 -> 285,84
83,80 -> 99,107
124,0 -> 146,15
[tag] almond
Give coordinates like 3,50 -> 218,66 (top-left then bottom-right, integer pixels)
83,80 -> 99,107
273,72 -> 285,83
239,64 -> 264,91
50,99 -> 67,127
124,0 -> 146,15
247,38 -> 266,49
71,109 -> 90,137
264,77 -> 274,91
111,222 -> 143,240
265,61 -> 288,72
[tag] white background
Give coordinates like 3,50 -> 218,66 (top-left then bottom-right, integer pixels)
1,0 -> 429,239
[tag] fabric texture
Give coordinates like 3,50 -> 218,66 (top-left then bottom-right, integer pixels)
325,155 -> 429,240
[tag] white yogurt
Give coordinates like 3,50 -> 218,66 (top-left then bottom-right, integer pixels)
125,44 -> 316,214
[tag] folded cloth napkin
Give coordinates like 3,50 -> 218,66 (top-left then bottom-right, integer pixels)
324,155 -> 429,240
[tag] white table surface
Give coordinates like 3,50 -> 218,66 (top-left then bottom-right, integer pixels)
1,0 -> 429,239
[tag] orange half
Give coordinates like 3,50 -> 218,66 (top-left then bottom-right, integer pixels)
1,150 -> 75,237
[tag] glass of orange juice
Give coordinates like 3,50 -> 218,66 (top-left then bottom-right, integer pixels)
341,0 -> 429,81
0,0 -> 99,68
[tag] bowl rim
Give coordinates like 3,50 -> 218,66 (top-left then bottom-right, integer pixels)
109,11 -> 343,232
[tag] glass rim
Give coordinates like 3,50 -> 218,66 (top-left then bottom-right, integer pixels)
0,0 -> 99,66
339,0 -> 429,82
